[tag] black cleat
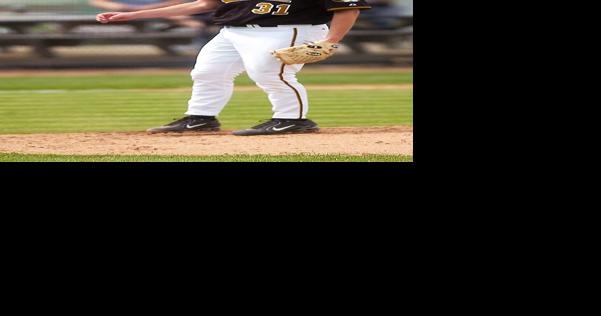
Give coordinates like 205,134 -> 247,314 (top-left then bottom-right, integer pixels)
147,115 -> 220,134
233,119 -> 319,136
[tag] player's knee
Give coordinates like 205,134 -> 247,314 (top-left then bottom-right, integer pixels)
248,71 -> 299,86
190,68 -> 220,81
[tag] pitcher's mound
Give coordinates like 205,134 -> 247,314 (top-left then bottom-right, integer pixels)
0,126 -> 413,156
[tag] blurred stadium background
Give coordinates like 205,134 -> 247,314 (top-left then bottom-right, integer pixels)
0,0 -> 413,69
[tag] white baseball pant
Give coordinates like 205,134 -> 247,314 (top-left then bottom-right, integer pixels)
186,24 -> 329,119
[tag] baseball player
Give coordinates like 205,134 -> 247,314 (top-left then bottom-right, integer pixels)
97,0 -> 371,136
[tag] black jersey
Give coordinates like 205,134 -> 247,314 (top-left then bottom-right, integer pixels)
213,0 -> 371,27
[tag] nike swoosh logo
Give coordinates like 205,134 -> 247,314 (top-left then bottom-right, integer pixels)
272,125 -> 295,132
186,123 -> 207,129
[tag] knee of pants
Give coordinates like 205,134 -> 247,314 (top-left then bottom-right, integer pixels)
248,71 -> 299,88
191,67 -> 228,82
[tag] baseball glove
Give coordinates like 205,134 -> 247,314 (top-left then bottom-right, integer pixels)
272,41 -> 339,65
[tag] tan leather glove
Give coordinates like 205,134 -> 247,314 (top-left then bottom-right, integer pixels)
272,40 -> 339,65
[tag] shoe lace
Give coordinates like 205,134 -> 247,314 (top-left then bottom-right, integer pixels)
166,116 -> 193,126
251,119 -> 279,129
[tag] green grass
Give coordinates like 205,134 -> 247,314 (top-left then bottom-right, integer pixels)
0,71 -> 413,162
0,88 -> 412,133
0,153 -> 413,162
0,72 -> 412,91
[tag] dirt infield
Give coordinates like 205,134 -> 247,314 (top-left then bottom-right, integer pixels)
0,126 -> 412,156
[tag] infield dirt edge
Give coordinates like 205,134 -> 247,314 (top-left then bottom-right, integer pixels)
0,126 -> 413,156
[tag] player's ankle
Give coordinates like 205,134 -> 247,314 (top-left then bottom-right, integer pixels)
189,115 -> 216,119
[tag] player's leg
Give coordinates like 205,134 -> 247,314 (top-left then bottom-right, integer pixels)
187,31 -> 245,117
147,30 -> 245,134
228,25 -> 329,136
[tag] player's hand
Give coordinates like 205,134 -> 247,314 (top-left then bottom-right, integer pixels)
96,12 -> 136,24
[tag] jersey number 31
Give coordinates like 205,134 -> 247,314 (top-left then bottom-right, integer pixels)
252,3 -> 291,15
